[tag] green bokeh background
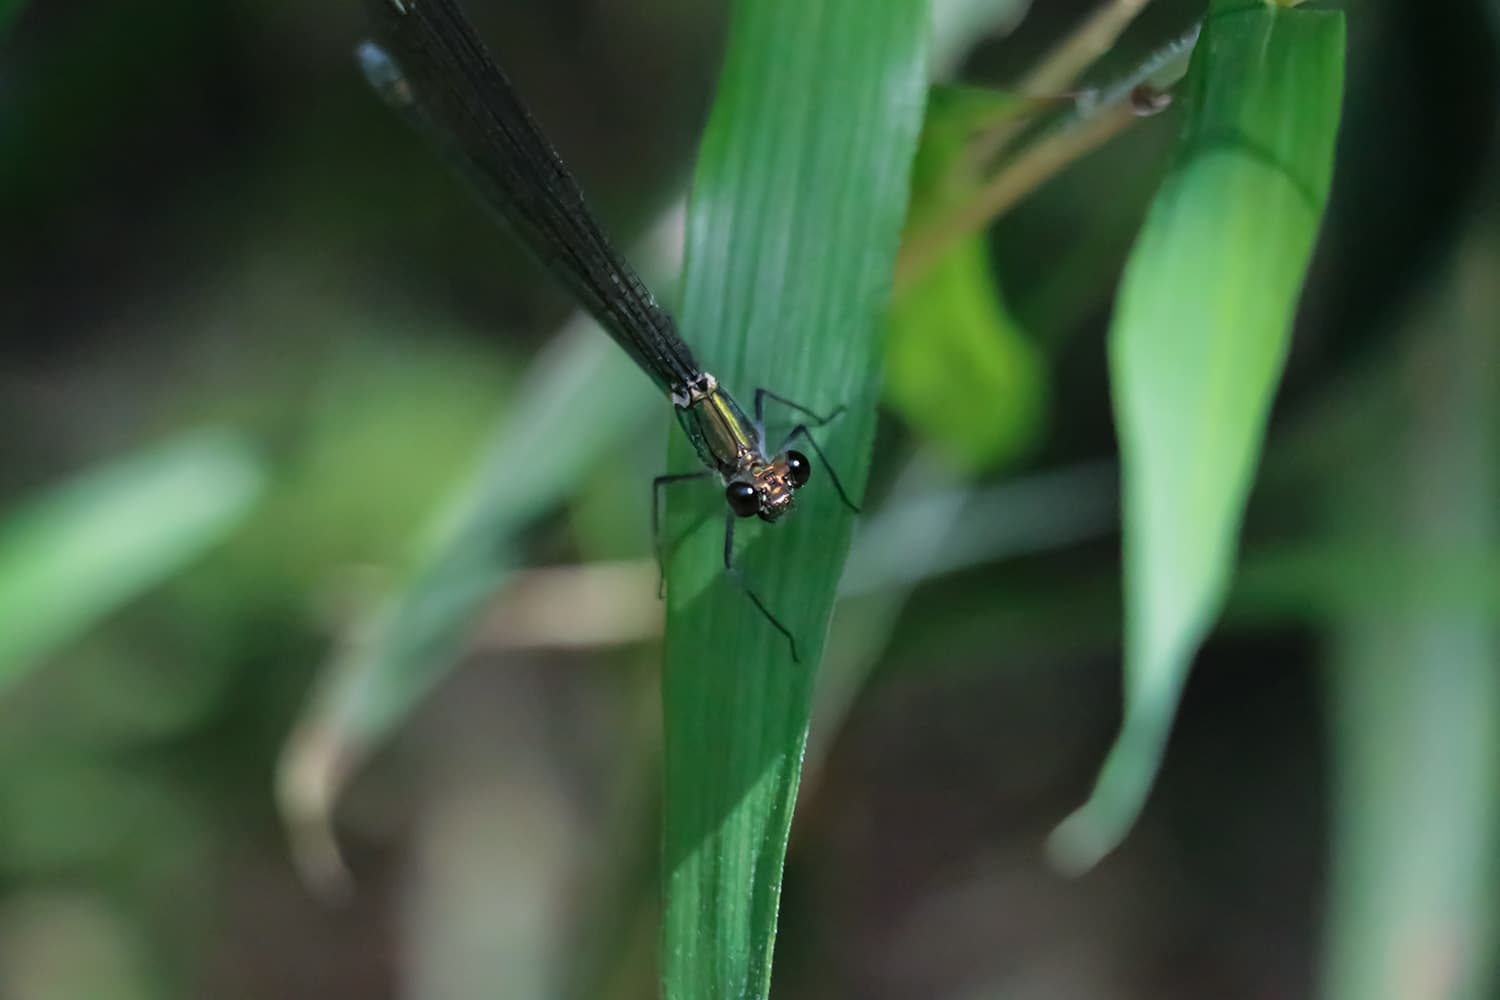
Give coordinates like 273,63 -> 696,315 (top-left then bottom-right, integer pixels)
2,1 -> 1497,997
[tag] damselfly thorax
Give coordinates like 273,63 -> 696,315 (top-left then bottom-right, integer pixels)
671,373 -> 811,523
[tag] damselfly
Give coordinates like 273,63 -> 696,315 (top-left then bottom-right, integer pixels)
358,0 -> 857,660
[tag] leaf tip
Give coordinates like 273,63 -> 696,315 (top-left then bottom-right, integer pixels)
1046,703 -> 1180,873
276,720 -> 357,904
1045,801 -> 1123,876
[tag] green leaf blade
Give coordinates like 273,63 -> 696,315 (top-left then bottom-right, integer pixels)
1050,0 -> 1346,872
1321,233 -> 1500,1000
0,429 -> 263,689
661,2 -> 929,997
277,329 -> 655,889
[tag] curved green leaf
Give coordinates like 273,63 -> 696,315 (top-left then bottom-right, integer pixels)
0,429 -> 263,690
660,2 -> 928,996
1050,0 -> 1346,872
277,325 -> 655,891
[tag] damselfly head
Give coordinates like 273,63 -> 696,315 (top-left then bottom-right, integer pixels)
725,450 -> 812,522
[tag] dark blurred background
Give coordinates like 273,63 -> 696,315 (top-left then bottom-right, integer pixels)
2,0 -> 1498,997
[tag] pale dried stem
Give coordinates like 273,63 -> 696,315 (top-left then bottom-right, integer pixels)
473,560 -> 659,650
895,98 -> 1140,294
1022,0 -> 1154,98
965,0 -> 1157,170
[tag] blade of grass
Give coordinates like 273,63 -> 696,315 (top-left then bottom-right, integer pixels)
277,201 -> 686,890
0,429 -> 263,691
1050,0 -> 1345,872
659,2 -> 928,997
277,325 -> 656,893
1321,230 -> 1500,1000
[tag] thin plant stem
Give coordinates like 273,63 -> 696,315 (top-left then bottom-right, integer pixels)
900,23 -> 1200,292
896,97 -> 1142,293
1022,0 -> 1154,97
966,0 -> 1157,170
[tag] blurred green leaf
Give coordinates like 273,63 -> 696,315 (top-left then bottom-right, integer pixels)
886,87 -> 1047,471
660,1 -> 927,997
910,87 -> 1032,204
0,757 -> 197,877
841,460 -> 1117,596
1232,544 -> 1500,621
278,327 -> 655,890
1050,0 -> 1345,871
1321,231 -> 1500,1000
929,0 -> 1031,77
886,237 -> 1046,470
0,429 -> 263,692
222,336 -> 508,591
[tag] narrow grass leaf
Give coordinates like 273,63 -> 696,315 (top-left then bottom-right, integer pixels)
660,2 -> 928,997
1322,232 -> 1500,1000
278,328 -> 655,891
277,199 -> 688,875
1050,0 -> 1346,872
0,429 -> 263,690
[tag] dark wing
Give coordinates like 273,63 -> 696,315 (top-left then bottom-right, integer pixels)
359,0 -> 701,396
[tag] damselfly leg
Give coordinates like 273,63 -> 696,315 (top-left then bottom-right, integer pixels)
652,471 -> 711,597
722,511 -> 801,663
654,473 -> 803,660
754,389 -> 860,514
778,423 -> 860,514
753,388 -> 845,430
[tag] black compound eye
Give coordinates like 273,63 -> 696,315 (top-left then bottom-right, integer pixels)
725,481 -> 760,517
785,451 -> 811,487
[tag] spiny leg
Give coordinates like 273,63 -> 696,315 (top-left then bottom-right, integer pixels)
780,423 -> 861,513
721,510 -> 800,663
652,471 -> 711,597
753,387 -> 846,429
